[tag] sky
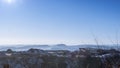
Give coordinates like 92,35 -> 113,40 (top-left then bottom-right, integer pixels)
0,0 -> 120,45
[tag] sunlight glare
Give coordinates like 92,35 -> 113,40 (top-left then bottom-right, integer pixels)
2,0 -> 16,4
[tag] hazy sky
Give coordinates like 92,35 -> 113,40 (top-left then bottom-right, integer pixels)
0,0 -> 120,45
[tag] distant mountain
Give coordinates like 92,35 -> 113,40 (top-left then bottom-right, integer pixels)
55,44 -> 67,47
0,44 -> 119,51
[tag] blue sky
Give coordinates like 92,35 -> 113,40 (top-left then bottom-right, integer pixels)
0,0 -> 120,45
